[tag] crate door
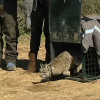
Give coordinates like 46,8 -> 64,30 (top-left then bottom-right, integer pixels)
49,0 -> 82,43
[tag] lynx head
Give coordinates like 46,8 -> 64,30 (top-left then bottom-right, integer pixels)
40,63 -> 51,81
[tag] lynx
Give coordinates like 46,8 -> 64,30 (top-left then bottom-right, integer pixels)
40,51 -> 82,82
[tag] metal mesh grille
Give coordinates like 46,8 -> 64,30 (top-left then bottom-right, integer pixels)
83,47 -> 100,78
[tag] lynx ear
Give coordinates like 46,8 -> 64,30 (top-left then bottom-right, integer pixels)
40,63 -> 44,68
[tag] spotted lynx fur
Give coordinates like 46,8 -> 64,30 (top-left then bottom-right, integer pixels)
40,51 -> 82,81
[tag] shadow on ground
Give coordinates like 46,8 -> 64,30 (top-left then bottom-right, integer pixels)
1,59 -> 45,71
32,74 -> 67,84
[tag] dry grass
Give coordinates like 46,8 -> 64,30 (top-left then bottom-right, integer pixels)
82,0 -> 100,16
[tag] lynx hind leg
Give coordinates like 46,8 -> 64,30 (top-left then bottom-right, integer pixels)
77,63 -> 82,73
70,63 -> 82,76
69,66 -> 77,75
63,69 -> 70,76
58,51 -> 71,58
69,58 -> 77,76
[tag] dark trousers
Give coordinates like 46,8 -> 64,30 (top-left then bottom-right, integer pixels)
0,1 -> 19,64
30,0 -> 50,54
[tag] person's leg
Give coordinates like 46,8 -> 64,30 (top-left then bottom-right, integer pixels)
27,2 -> 43,73
43,1 -> 50,63
0,17 -> 3,66
3,1 -> 19,71
44,16 -> 50,63
30,10 -> 43,54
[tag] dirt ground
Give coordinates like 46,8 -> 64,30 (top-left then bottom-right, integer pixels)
0,35 -> 100,100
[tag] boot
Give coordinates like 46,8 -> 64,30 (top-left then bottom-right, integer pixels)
45,53 -> 50,64
27,52 -> 37,73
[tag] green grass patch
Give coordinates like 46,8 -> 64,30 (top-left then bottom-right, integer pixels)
18,34 -> 31,44
18,33 -> 45,44
86,93 -> 95,97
